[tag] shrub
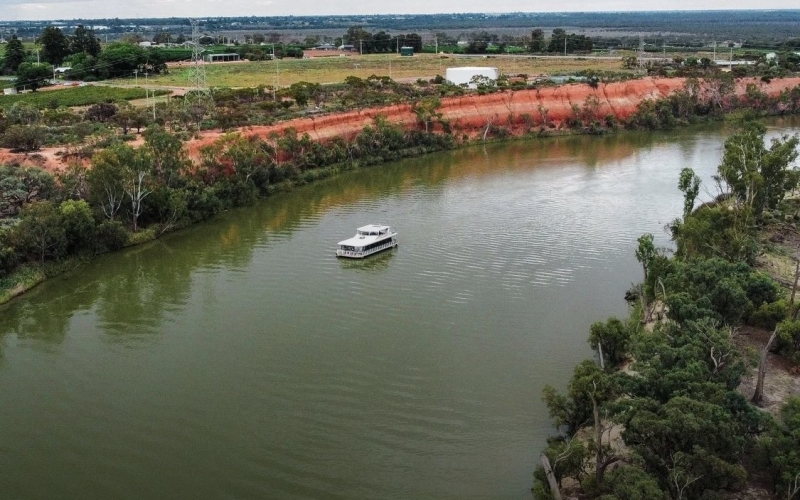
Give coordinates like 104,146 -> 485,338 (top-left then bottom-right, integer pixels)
59,199 -> 96,254
1,125 -> 46,152
95,220 -> 129,252
749,299 -> 788,330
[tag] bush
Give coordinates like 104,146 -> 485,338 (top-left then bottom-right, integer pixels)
1,125 -> 46,152
127,228 -> 156,246
13,200 -> 67,262
59,200 -> 96,254
750,299 -> 789,330
588,317 -> 633,368
185,182 -> 222,222
777,319 -> 800,362
95,220 -> 129,252
0,229 -> 18,278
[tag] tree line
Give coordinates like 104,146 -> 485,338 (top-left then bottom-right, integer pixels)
0,117 -> 455,288
533,121 -> 800,500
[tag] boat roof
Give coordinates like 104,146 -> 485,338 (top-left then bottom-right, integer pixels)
357,224 -> 390,232
338,224 -> 395,246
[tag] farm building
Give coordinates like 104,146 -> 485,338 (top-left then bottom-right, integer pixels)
445,67 -> 499,88
206,53 -> 241,63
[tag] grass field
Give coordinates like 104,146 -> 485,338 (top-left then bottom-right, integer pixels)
0,86 -> 169,110
120,53 -> 631,88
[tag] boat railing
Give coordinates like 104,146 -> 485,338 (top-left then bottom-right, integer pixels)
337,239 -> 396,258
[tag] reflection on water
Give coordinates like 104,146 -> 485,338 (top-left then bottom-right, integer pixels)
337,248 -> 397,272
0,117 -> 798,500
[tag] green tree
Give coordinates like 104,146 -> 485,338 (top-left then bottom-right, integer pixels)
342,26 -> 372,52
1,125 -> 46,152
0,165 -> 56,216
87,147 -> 126,220
619,396 -> 749,498
664,258 -> 777,326
38,26 -> 70,65
677,167 -> 701,220
758,397 -> 800,498
529,29 -> 545,53
142,126 -> 189,188
671,203 -> 759,264
96,43 -> 146,79
63,52 -> 98,80
548,29 -> 567,53
466,31 -> 494,54
596,466 -> 666,500
412,97 -> 442,133
589,317 -> 633,369
92,144 -> 154,231
70,25 -> 101,57
85,102 -> 118,123
13,201 -> 67,262
717,121 -> 800,219
6,102 -> 41,126
59,199 -> 96,254
3,35 -> 26,72
14,62 -> 53,91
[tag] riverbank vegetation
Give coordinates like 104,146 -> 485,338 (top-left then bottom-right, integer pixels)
0,118 -> 456,302
2,73 -> 800,304
532,121 -> 800,499
2,28 -> 800,303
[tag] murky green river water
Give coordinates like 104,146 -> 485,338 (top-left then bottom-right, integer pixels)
1,119 -> 798,499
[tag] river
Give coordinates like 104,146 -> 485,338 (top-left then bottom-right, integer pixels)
1,119 -> 798,499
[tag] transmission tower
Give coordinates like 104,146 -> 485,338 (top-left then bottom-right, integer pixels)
185,18 -> 212,122
637,36 -> 647,74
187,19 -> 208,94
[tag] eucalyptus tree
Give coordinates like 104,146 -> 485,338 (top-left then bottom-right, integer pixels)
716,121 -> 800,219
88,143 -> 154,231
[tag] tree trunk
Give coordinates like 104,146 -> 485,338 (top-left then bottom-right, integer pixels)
752,327 -> 778,405
791,260 -> 800,319
639,284 -> 651,324
540,454 -> 563,500
593,393 -> 603,485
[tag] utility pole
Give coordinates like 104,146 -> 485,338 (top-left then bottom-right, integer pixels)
360,39 -> 363,55
713,41 -> 716,63
272,43 -> 279,98
564,37 -> 567,56
146,71 -> 155,121
435,35 -> 438,54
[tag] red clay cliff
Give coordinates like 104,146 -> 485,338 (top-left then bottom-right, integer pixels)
4,76 -> 800,171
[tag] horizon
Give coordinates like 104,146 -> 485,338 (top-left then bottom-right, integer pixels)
1,3 -> 800,23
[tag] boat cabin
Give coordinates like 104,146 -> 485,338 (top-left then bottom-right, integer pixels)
336,224 -> 397,258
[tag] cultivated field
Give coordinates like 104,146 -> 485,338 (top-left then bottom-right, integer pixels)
125,53 -> 630,88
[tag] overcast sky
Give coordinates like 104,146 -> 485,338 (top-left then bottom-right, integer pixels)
0,0 -> 797,22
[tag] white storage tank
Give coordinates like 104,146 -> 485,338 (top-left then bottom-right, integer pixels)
445,66 -> 499,88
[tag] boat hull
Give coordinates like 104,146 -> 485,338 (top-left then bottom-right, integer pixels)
336,238 -> 398,259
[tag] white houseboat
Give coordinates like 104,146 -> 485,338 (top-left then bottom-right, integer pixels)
336,224 -> 398,258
